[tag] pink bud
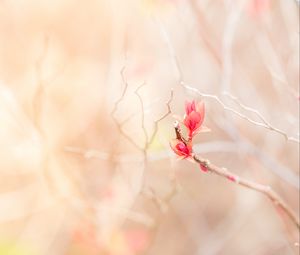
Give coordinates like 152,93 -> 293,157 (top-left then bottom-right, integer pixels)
199,164 -> 208,172
183,100 -> 205,138
170,139 -> 192,158
227,175 -> 236,182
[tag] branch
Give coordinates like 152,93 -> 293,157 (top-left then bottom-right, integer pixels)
224,92 -> 300,143
134,82 -> 174,150
134,82 -> 149,149
111,66 -> 129,117
156,20 -> 299,143
112,66 -> 175,151
111,66 -> 142,151
147,89 -> 174,146
173,113 -> 299,229
187,0 -> 222,66
182,81 -> 300,143
191,154 -> 300,230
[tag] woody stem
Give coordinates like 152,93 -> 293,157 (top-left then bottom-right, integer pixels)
174,121 -> 188,144
192,154 -> 300,230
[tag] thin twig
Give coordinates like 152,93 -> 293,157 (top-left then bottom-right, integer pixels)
188,0 -> 222,66
147,89 -> 174,146
157,20 -> 299,143
134,82 -> 174,150
111,66 -> 129,117
182,81 -> 299,143
110,63 -> 176,205
111,66 -> 142,151
221,0 -> 245,92
134,82 -> 149,149
224,91 -> 300,143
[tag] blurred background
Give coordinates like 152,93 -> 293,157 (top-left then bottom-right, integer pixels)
0,0 -> 299,254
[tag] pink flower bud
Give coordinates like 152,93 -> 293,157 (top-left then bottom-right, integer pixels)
170,139 -> 192,158
184,100 -> 205,138
199,164 -> 208,172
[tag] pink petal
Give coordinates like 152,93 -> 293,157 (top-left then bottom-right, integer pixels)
193,126 -> 211,136
190,111 -> 201,123
170,139 -> 181,155
227,175 -> 237,182
176,143 -> 190,156
185,101 -> 192,115
200,164 -> 208,172
199,126 -> 210,132
185,100 -> 196,115
191,100 -> 196,111
170,139 -> 191,157
196,101 -> 205,120
184,112 -> 201,132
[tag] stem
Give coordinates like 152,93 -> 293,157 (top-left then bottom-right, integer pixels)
174,121 -> 188,144
192,154 -> 300,230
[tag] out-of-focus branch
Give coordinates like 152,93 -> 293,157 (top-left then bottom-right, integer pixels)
221,0 -> 245,92
33,35 -> 66,129
134,82 -> 149,149
143,179 -> 179,215
111,66 -> 129,117
182,81 -> 300,143
188,0 -> 221,66
213,117 -> 300,189
148,90 -> 174,146
224,92 -> 300,143
111,66 -> 175,151
141,175 -> 180,252
157,18 -> 299,143
33,35 -> 49,131
134,83 -> 174,151
65,134 -> 300,189
160,21 -> 300,143
134,83 -> 176,206
113,65 -> 177,214
110,64 -> 176,210
111,66 -> 142,151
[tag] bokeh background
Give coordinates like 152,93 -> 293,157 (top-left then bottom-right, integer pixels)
0,0 -> 299,254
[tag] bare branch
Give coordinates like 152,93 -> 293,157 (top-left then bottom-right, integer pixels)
187,0 -> 222,66
134,81 -> 174,150
157,20 -> 299,144
111,66 -> 129,117
134,82 -> 149,148
111,67 -> 142,151
147,89 -> 174,146
224,92 -> 300,143
220,0 -> 245,92
142,179 -> 179,214
65,134 -> 300,189
33,35 -> 49,130
183,81 -> 300,143
111,66 -> 175,152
